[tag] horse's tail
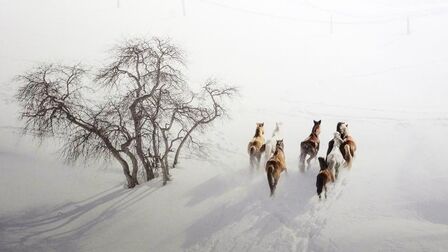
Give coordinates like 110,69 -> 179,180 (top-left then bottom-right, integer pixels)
300,141 -> 310,158
260,143 -> 266,153
351,144 -> 356,158
344,144 -> 353,169
299,143 -> 308,171
266,162 -> 275,196
249,145 -> 256,156
300,141 -> 307,150
301,140 -> 315,154
316,172 -> 325,198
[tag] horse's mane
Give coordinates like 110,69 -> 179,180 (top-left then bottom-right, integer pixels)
273,148 -> 279,156
273,144 -> 284,156
254,127 -> 262,137
312,124 -> 320,134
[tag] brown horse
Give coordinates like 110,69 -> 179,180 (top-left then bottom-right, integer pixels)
266,139 -> 286,196
299,120 -> 321,172
248,122 -> 266,169
339,123 -> 357,169
326,122 -> 357,169
316,157 -> 335,199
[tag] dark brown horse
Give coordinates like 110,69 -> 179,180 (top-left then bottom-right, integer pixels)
316,157 -> 335,199
266,140 -> 286,196
299,120 -> 321,172
248,123 -> 266,169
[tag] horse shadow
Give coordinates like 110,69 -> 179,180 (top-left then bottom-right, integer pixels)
183,167 -> 319,251
0,183 -> 160,252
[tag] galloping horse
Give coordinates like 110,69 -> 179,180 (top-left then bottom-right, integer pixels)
326,122 -> 357,169
326,122 -> 346,157
264,122 -> 282,161
299,120 -> 321,172
247,122 -> 266,169
340,123 -> 357,169
266,139 -> 287,196
326,132 -> 345,179
316,157 -> 335,199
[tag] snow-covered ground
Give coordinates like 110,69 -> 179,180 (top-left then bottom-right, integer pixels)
1,0 -> 448,251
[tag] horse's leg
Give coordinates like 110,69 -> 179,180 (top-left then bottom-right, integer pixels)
256,154 -> 262,169
307,149 -> 317,169
273,169 -> 280,195
250,155 -> 256,171
264,144 -> 271,161
344,145 -> 353,169
335,163 -> 340,179
299,148 -> 307,172
324,184 -> 327,199
328,159 -> 335,179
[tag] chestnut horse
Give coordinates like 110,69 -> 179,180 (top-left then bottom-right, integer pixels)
266,139 -> 286,196
316,157 -> 335,199
299,120 -> 321,172
247,122 -> 266,169
340,123 -> 357,169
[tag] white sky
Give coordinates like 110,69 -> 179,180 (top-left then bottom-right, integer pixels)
1,0 -> 448,130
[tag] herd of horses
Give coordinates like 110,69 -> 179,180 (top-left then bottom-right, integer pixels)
247,121 -> 357,199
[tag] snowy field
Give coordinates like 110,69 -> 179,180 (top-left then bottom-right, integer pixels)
1,0 -> 448,251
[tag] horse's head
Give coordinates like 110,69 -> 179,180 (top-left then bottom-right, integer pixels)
312,120 -> 321,135
337,122 -> 348,135
255,122 -> 264,136
332,132 -> 344,146
271,122 -> 282,137
274,122 -> 282,131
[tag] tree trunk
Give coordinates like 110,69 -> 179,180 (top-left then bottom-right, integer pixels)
143,162 -> 154,181
123,148 -> 139,185
173,123 -> 199,168
161,158 -> 170,185
113,151 -> 136,188
130,104 -> 155,181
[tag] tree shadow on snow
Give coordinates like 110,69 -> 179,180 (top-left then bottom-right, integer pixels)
0,184 -> 160,252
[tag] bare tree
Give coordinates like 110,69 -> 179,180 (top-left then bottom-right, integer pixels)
16,37 -> 237,188
95,37 -> 185,182
16,65 -> 139,188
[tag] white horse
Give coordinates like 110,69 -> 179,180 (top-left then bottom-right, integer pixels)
326,132 -> 345,179
264,122 -> 282,161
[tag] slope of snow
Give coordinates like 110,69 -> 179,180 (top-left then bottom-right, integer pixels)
1,0 -> 448,251
1,116 -> 448,252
